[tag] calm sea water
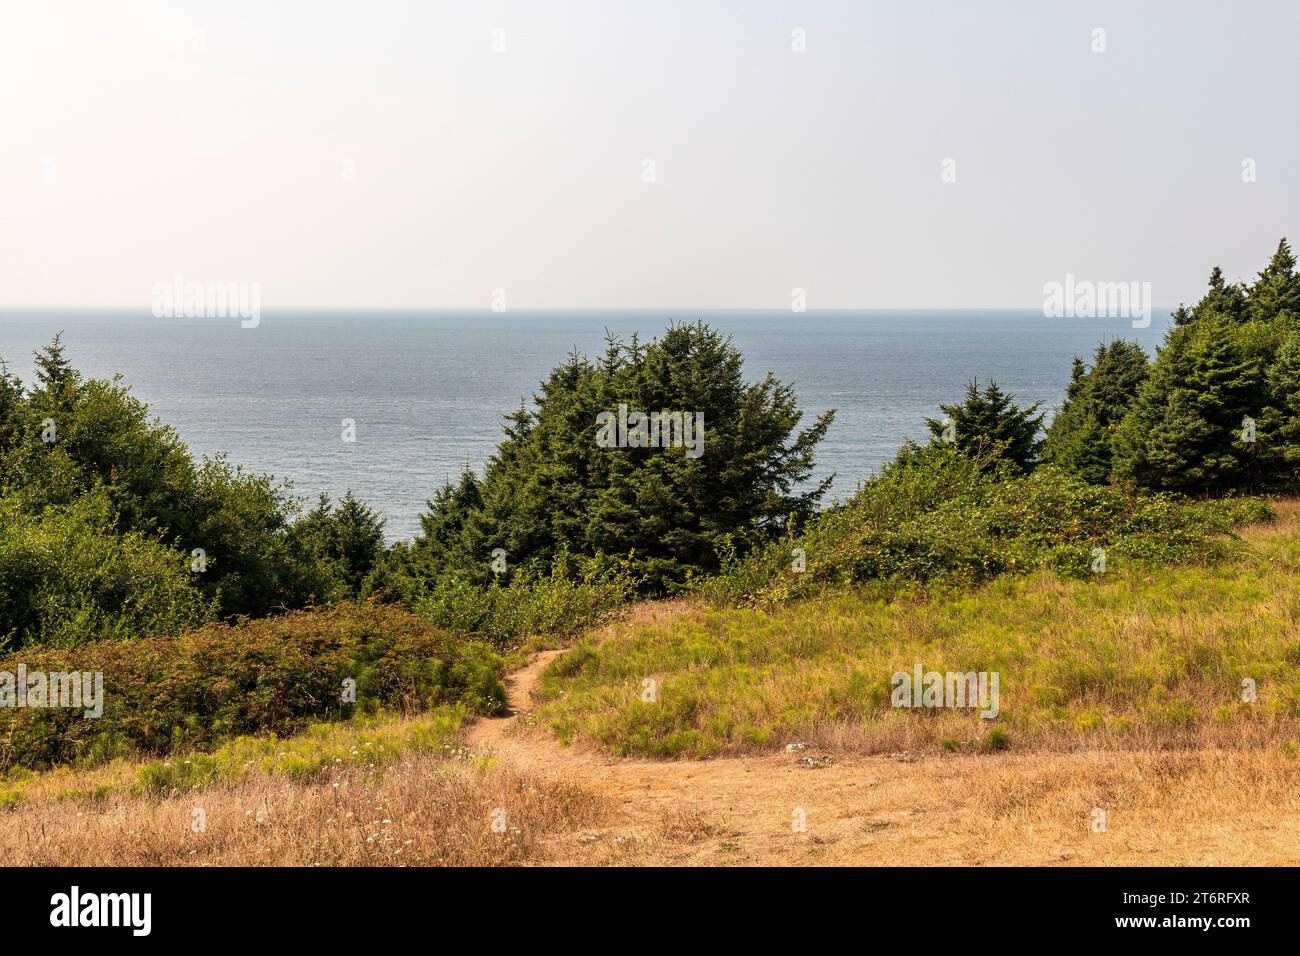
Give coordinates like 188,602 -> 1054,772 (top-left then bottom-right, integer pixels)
0,310 -> 1171,540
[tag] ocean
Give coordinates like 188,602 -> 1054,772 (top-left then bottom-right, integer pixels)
0,309 -> 1172,540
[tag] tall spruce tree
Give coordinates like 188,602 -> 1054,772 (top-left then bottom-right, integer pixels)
923,379 -> 1044,471
1260,332 -> 1300,477
30,332 -> 78,402
1112,318 -> 1264,491
1249,238 -> 1300,322
1189,266 -> 1250,324
1042,340 -> 1149,483
292,491 -> 387,594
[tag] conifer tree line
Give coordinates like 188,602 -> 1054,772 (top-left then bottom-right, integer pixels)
2,239 -> 1296,646
894,238 -> 1300,492
390,238 -> 1300,598
899,239 -> 1300,494
1044,238 -> 1300,491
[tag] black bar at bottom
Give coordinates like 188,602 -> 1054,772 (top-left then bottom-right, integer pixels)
0,865 -> 1281,941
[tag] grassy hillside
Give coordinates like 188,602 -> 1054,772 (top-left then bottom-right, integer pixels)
530,502 -> 1300,758
4,505 -> 1299,867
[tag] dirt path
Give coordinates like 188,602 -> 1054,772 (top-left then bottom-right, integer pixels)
470,648 -> 564,752
462,614 -> 1300,866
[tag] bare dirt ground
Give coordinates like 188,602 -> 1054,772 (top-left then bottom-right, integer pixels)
464,608 -> 1300,866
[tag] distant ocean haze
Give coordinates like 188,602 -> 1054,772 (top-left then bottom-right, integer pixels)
0,310 -> 1172,540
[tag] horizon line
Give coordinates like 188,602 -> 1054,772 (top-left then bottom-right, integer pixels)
0,305 -> 1181,315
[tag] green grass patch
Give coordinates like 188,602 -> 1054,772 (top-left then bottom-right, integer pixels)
0,707 -> 466,808
134,707 -> 465,795
534,508 -> 1300,758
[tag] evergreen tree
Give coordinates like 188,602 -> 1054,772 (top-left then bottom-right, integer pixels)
0,359 -> 21,448
1254,328 -> 1300,482
294,491 -> 387,594
923,379 -> 1043,471
1042,341 -> 1149,483
1248,238 -> 1300,322
1112,318 -> 1263,491
395,321 -> 834,593
31,332 -> 79,402
1197,266 -> 1250,323
1113,238 -> 1299,493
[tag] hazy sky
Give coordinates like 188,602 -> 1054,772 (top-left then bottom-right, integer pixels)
2,0 -> 1297,310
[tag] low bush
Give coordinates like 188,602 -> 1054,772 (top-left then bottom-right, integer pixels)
0,493 -> 215,649
0,602 -> 504,772
370,549 -> 638,647
699,447 -> 1271,607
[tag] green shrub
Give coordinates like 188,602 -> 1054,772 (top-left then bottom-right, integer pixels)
0,337 -> 346,619
980,728 -> 1011,752
0,602 -> 504,772
370,549 -> 638,647
699,446 -> 1271,607
0,493 -> 215,648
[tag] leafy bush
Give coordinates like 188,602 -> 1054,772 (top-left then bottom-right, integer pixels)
0,493 -> 215,648
699,446 -> 1271,607
0,337 -> 345,620
369,549 -> 638,647
0,602 -> 505,772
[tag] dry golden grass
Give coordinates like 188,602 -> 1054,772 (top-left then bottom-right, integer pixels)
542,747 -> 1300,866
0,751 -> 605,866
10,719 -> 1297,866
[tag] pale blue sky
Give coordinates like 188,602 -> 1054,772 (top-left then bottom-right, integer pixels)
1,0 -> 1296,309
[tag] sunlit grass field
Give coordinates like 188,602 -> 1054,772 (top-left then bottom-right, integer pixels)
531,502 -> 1300,758
0,708 -> 468,810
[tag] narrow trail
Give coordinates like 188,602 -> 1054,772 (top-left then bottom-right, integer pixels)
462,604 -> 897,864
461,605 -> 1300,866
466,639 -> 892,865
